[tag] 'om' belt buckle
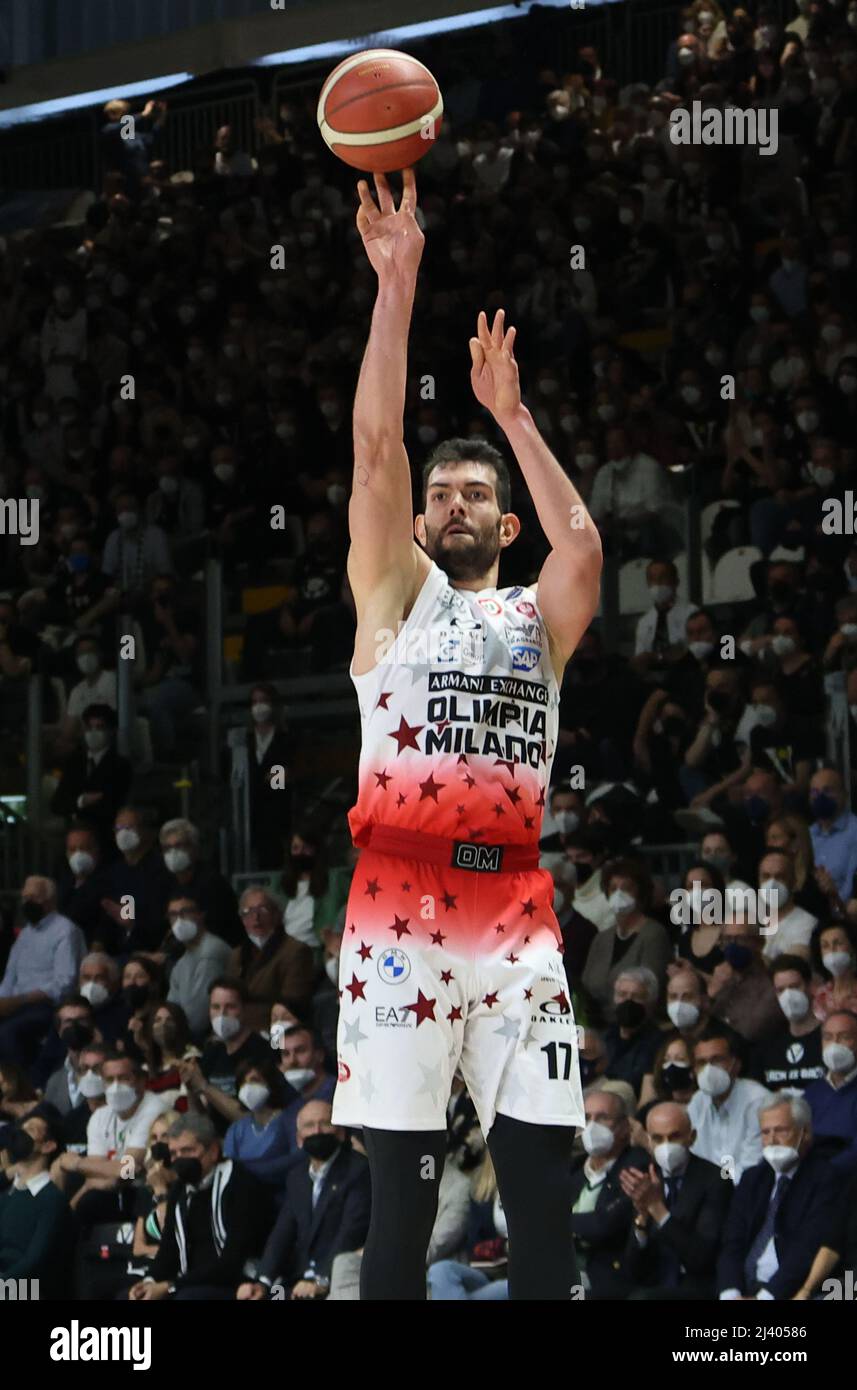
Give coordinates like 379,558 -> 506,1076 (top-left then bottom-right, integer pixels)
450,840 -> 504,872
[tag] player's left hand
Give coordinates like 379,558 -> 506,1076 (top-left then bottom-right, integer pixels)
469,309 -> 521,421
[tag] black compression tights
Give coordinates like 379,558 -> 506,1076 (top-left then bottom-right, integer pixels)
360,1115 -> 577,1301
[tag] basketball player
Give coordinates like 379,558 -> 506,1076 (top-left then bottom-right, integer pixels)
332,168 -> 602,1300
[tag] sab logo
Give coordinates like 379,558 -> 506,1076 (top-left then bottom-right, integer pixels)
511,644 -> 540,672
337,1060 -> 351,1082
378,948 -> 411,984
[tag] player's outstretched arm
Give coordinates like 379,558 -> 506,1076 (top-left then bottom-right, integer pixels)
349,168 -> 424,610
469,308 -> 602,675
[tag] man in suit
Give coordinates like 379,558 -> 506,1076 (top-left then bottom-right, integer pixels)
620,1101 -> 730,1298
49,703 -> 132,842
236,1099 -> 371,1300
717,1094 -> 840,1300
570,1086 -> 650,1299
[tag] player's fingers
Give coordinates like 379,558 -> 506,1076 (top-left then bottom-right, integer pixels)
477,310 -> 493,351
356,180 -> 379,224
491,308 -> 505,349
374,171 -> 395,215
401,166 -> 417,212
502,324 -> 517,355
469,338 -> 485,371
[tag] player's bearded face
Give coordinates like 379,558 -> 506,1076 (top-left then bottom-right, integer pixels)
424,513 -> 502,579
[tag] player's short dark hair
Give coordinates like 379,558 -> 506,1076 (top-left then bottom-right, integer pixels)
422,438 -> 511,514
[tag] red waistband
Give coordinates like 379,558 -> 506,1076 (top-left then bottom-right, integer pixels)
361,824 -> 541,873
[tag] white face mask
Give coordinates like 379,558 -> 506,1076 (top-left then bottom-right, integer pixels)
688,640 -> 714,661
777,987 -> 809,1021
753,703 -> 778,728
576,453 -> 596,469
211,1014 -> 241,1041
246,931 -> 270,949
159,475 -> 179,495
608,889 -> 636,916
696,1062 -> 731,1096
648,584 -> 674,605
618,207 -> 634,226
324,955 -> 339,985
238,1083 -> 270,1112
284,1067 -> 316,1091
80,981 -> 109,1008
251,703 -> 272,723
84,729 -> 108,752
822,951 -> 853,978
68,851 -> 95,876
770,634 -> 796,657
763,1144 -> 800,1174
105,1081 -> 138,1114
796,411 -> 819,434
115,827 -> 140,854
760,877 -> 790,909
581,1120 -> 615,1156
823,1042 -> 856,1073
327,484 -> 347,505
78,1070 -> 105,1099
77,652 -> 100,676
171,916 -> 198,944
214,463 -> 235,484
813,466 -> 835,489
164,848 -> 192,874
667,1000 -> 700,1030
653,1141 -> 690,1176
554,810 -> 580,836
749,305 -> 770,323
117,511 -> 138,531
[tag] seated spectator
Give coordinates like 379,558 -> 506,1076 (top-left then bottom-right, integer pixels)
213,124 -> 255,179
181,979 -> 274,1134
244,684 -> 296,869
129,1112 -> 272,1300
77,951 -> 128,1042
102,805 -> 171,954
717,1095 -> 839,1300
720,768 -> 786,870
49,703 -> 132,841
59,636 -> 117,754
31,533 -> 119,652
570,1085 -> 650,1299
223,1054 -> 297,1187
42,1000 -> 98,1115
812,923 -> 857,1022
750,955 -> 825,1094
708,920 -> 782,1044
632,688 -> 695,828
803,1010 -> 857,1178
699,829 -> 753,901
587,424 -> 678,560
165,895 -> 232,1039
539,782 -> 588,870
621,1101 -> 730,1300
756,849 -> 817,960
112,1109 -> 180,1299
134,573 -> 202,759
673,862 -> 726,977
237,1100 -> 370,1300
562,827 -> 614,932
582,858 -> 671,1013
638,1033 -> 697,1117
0,876 -> 85,1063
0,1111 -> 70,1297
312,931 -> 341,1065
667,608 -> 723,718
629,558 -> 697,680
156,818 -> 241,948
101,489 -> 172,596
743,677 -> 818,794
551,859 -> 598,999
603,967 -> 664,1096
764,813 -> 831,922
228,888 -> 316,1031
809,766 -> 857,903
687,1025 -> 772,1182
279,824 -> 348,950
277,1025 -> 336,1146
664,965 -> 710,1043
0,1062 -> 40,1121
121,956 -> 166,1045
55,1040 -> 108,1159
680,667 -> 748,808
140,1002 -> 200,1106
427,1147 -> 509,1302
33,992 -> 96,1094
55,826 -> 115,951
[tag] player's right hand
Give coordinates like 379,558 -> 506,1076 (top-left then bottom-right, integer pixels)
356,168 -> 424,281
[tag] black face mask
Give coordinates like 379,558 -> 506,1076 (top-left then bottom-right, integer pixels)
21,899 -> 44,924
60,1021 -> 95,1052
768,581 -> 793,605
706,689 -> 733,714
149,1141 -> 171,1165
615,1000 -> 647,1030
122,985 -> 149,1011
662,1062 -> 693,1093
6,1128 -> 36,1163
172,1157 -> 203,1186
573,861 -> 594,886
662,717 -> 686,739
302,1132 -> 340,1162
291,853 -> 315,874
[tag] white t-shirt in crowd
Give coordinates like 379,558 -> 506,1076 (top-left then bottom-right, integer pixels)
86,1091 -> 170,1159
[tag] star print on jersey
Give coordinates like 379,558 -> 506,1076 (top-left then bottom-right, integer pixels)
364,879 -> 381,900
440,969 -> 454,984
375,692 -> 393,710
482,992 -> 499,1009
389,715 -> 424,754
374,769 -> 392,789
345,974 -> 366,1003
447,1004 -> 463,1022
429,929 -> 446,946
388,915 -> 411,940
357,942 -> 373,962
441,892 -> 457,910
407,990 -> 437,1026
521,899 -> 537,918
419,773 -> 445,802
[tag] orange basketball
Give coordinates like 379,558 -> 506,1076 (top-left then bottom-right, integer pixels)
317,48 -> 443,173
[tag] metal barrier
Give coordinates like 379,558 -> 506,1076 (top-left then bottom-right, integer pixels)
636,840 -> 699,893
159,80 -> 260,181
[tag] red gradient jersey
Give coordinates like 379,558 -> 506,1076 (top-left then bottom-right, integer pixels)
347,558 -> 560,849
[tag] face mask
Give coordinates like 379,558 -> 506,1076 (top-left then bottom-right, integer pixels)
171,916 -> 198,944
78,1070 -> 105,1099
275,423 -> 296,442
618,207 -> 634,226
77,652 -> 100,676
325,955 -> 339,985
653,1140 -> 689,1176
284,1067 -> 315,1091
251,702 -> 272,723
117,511 -> 138,531
68,552 -> 90,575
770,635 -> 795,657
172,1157 -> 203,1187
327,484 -> 347,505
688,640 -> 714,661
661,1061 -> 693,1094
822,951 -> 853,978
164,848 -> 192,874
796,411 -> 819,434
697,1062 -> 731,1096
768,581 -> 792,605
678,48 -> 696,65
239,1083 -> 270,1112
723,942 -> 753,971
778,988 -> 809,1021
810,791 -> 838,820
839,375 -> 857,395
823,1042 -> 856,1073
761,1143 -> 800,1176
21,898 -> 43,925
116,827 -> 140,854
597,404 -> 616,423
702,852 -> 731,876
706,234 -> 725,254
291,853 -> 315,874
648,584 -> 674,605
576,452 -> 596,469
813,466 -> 835,489
84,728 -> 108,752
159,475 -> 179,495
302,1132 -> 340,1162
750,304 -> 770,324
760,877 -> 790,909
574,862 -> 594,886
123,984 -> 149,1011
554,810 -> 580,836
247,931 -> 270,949
177,307 -> 196,325
6,1128 -> 36,1164
69,850 -> 95,876
214,463 -> 235,484
581,1120 -> 615,1156
608,889 -> 636,916
667,1000 -> 699,1030
105,1081 -> 138,1113
615,999 -> 646,1029
211,1013 -> 241,1042
319,400 -> 340,420
79,980 -> 109,1008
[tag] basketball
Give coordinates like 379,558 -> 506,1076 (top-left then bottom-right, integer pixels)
317,48 -> 443,173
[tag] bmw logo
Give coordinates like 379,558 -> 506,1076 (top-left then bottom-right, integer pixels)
378,948 -> 411,984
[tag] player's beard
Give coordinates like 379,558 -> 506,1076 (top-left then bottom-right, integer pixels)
424,520 -> 501,581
